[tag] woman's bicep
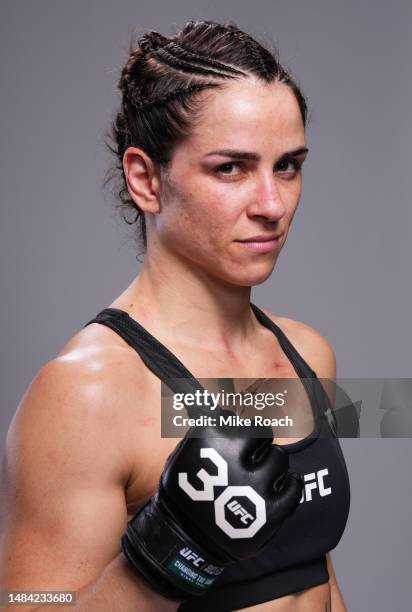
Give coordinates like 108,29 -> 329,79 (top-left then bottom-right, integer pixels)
0,358 -> 132,592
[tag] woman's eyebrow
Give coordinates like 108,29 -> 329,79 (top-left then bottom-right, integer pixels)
204,147 -> 309,160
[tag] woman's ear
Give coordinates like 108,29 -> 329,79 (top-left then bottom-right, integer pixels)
122,147 -> 162,214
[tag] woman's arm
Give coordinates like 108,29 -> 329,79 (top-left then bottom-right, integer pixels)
0,357 -> 178,612
326,553 -> 347,611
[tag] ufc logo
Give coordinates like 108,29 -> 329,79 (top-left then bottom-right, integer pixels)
300,468 -> 332,503
178,447 -> 266,538
179,547 -> 205,567
226,500 -> 254,525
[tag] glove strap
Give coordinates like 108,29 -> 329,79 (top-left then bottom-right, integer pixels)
121,496 -> 228,600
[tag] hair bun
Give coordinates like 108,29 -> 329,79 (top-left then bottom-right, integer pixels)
138,31 -> 169,54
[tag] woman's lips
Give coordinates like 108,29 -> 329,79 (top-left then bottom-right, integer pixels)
235,234 -> 282,253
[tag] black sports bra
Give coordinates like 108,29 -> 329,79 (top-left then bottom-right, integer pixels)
84,302 -> 351,611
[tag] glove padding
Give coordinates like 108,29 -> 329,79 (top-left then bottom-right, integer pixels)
121,409 -> 303,601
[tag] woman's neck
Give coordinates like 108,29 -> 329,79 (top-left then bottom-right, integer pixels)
110,255 -> 260,354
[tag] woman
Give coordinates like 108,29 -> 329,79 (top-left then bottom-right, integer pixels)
0,19 -> 350,611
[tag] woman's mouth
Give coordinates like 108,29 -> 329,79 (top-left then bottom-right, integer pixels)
235,234 -> 283,253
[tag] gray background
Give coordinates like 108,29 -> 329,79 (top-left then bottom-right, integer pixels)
1,1 -> 411,610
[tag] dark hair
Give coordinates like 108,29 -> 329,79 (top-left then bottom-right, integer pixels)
105,19 -> 308,253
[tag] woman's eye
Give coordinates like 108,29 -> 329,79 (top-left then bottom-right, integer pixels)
276,158 -> 301,175
215,162 -> 242,176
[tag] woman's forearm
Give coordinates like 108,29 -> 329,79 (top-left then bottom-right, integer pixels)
326,553 -> 347,611
330,578 -> 347,611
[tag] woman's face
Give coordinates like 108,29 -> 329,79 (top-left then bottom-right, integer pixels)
154,77 -> 308,286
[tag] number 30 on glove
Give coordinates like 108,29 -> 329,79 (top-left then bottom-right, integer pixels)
121,414 -> 303,602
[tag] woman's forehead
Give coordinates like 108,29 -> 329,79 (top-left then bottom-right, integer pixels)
187,79 -> 304,152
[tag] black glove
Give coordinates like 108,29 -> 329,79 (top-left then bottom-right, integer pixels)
121,410 -> 303,602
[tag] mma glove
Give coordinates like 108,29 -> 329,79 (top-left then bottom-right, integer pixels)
121,408 -> 303,602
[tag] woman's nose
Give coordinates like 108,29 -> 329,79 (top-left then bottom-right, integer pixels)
247,175 -> 287,221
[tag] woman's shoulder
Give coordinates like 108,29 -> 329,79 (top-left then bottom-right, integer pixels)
7,323 -> 152,499
14,320 -> 155,446
257,306 -> 336,379
55,318 -> 150,383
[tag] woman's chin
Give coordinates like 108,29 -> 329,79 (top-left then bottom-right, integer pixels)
221,265 -> 276,288
242,261 -> 277,285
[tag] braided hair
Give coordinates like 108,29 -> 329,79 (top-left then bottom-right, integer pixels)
105,19 -> 308,252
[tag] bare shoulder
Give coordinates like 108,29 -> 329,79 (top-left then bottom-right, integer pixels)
56,319 -> 155,411
0,323 -> 160,591
257,307 -> 336,379
7,322 -> 155,487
